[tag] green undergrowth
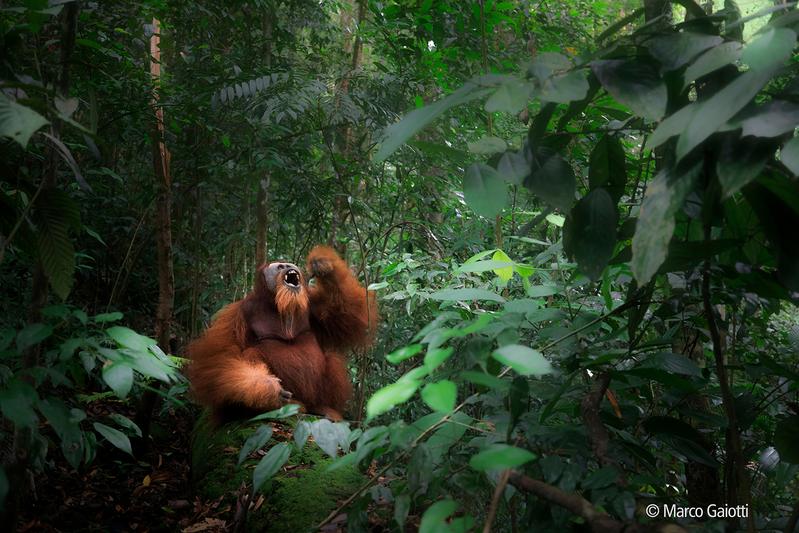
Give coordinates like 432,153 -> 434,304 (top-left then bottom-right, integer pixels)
190,412 -> 364,532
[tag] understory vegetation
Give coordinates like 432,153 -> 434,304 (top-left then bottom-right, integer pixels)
1,0 -> 798,531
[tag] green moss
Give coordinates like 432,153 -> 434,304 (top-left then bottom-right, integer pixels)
190,412 -> 364,531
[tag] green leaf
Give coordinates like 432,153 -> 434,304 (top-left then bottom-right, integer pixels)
40,399 -> 85,468
394,494 -> 411,528
238,425 -> 273,466
102,362 -> 133,399
491,344 -> 553,376
376,79 -> 495,161
458,259 -> 515,274
428,288 -> 505,303
563,189 -> 618,280
717,136 -> 772,198
93,312 -> 123,323
528,52 -> 571,80
582,466 -> 619,489
469,444 -> 537,471
631,164 -> 701,284
367,379 -> 419,419
591,59 -> 667,120
419,499 -> 458,533
637,352 -> 702,377
386,344 -> 423,364
0,380 -> 39,427
683,41 -> 742,88
310,419 -> 351,458
0,92 -> 49,148
93,422 -> 132,456
16,323 -> 53,352
774,415 -> 799,463
252,442 -> 291,492
676,68 -> 775,160
646,32 -> 723,71
525,148 -> 576,210
294,421 -> 311,449
485,78 -> 534,114
463,163 -> 507,218
741,28 -> 796,71
106,326 -> 157,353
781,137 -> 799,176
249,403 -> 301,421
539,70 -> 590,104
492,249 -> 514,282
589,135 -> 627,203
497,150 -> 529,185
108,413 -> 142,437
425,346 -> 455,372
421,380 -> 457,412
467,135 -> 507,155
737,101 -> 799,138
35,190 -> 79,300
647,103 -> 697,150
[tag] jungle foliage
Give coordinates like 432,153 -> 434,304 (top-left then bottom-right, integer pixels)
1,0 -> 798,531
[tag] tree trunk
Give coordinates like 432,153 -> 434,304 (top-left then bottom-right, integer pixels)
255,174 -> 271,266
135,17 -> 174,450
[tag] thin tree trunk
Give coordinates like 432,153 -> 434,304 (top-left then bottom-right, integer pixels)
135,17 -> 174,449
255,174 -> 271,266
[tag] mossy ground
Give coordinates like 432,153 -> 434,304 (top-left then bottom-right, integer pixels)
190,413 -> 364,532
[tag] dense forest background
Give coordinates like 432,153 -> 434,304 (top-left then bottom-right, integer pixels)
1,0 -> 799,531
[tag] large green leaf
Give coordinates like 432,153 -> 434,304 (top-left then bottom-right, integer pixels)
469,444 -> 537,471
386,344 -> 423,364
491,344 -> 553,376
375,78 -> 497,161
463,163 -> 507,218
497,150 -> 529,185
35,190 -> 80,300
563,189 -> 618,280
736,101 -> 799,138
525,148 -> 576,210
589,135 -> 627,203
40,399 -> 85,469
741,28 -> 797,71
310,419 -> 351,458
366,379 -> 419,419
683,41 -> 742,88
676,68 -> 774,160
467,136 -> 507,155
781,137 -> 799,176
106,326 -> 157,352
93,422 -> 133,456
717,135 -> 772,198
16,323 -> 53,352
631,163 -> 701,284
238,425 -> 273,466
0,92 -> 49,148
102,362 -> 133,399
252,442 -> 291,492
591,59 -> 667,120
647,103 -> 697,150
646,32 -> 723,71
421,380 -> 457,412
485,77 -> 535,114
539,70 -> 590,104
419,499 -> 458,533
0,380 -> 39,428
637,352 -> 702,377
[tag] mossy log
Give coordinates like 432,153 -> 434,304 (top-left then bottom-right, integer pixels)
190,414 -> 364,532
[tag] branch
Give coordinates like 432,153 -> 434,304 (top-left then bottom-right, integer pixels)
580,371 -> 613,467
508,471 -> 686,533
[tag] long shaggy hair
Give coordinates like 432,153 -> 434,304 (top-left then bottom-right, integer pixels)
275,284 -> 309,337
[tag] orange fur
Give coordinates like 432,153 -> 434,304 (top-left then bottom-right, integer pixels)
186,246 -> 376,425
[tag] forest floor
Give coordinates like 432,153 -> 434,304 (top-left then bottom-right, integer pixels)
17,400 -> 232,533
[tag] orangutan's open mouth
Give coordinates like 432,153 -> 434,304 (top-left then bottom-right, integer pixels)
284,269 -> 301,288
